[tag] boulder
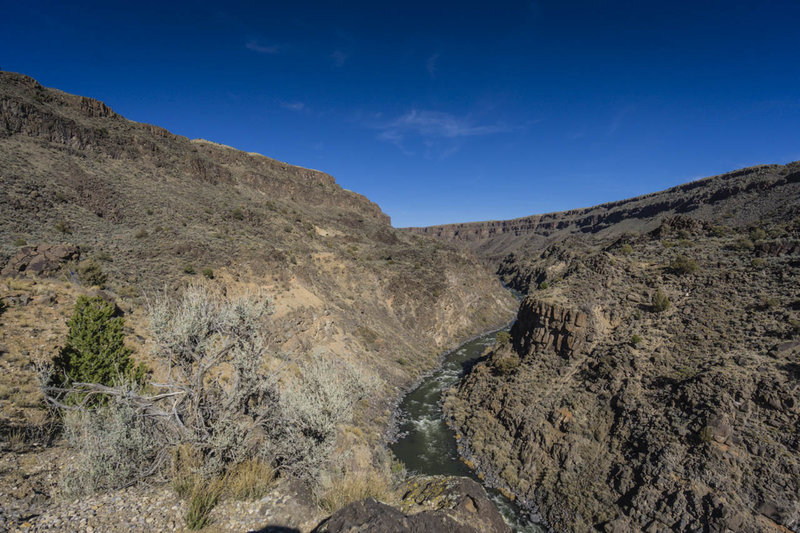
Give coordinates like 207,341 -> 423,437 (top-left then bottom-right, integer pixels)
1,243 -> 79,278
313,476 -> 510,533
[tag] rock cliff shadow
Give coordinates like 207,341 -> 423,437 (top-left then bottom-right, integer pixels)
248,526 -> 300,533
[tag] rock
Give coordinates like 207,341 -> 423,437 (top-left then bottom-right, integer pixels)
313,476 -> 509,533
756,500 -> 791,524
442,201 -> 800,532
400,476 -> 509,533
1,243 -> 79,278
313,498 -> 491,533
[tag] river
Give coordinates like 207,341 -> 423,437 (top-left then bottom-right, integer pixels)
390,330 -> 546,532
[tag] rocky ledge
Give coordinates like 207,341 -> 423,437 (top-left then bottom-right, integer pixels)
313,476 -> 509,533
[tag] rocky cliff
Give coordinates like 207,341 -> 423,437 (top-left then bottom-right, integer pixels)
406,162 -> 800,263
444,215 -> 800,531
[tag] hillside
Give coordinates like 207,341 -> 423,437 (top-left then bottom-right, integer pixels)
431,167 -> 800,530
0,71 -> 517,531
0,70 -> 515,381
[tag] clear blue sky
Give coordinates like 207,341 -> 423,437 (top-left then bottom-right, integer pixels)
3,1 -> 799,227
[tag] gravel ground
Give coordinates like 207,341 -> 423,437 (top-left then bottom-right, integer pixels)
0,448 -> 322,533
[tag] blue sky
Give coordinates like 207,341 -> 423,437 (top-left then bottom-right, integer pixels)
3,1 -> 799,227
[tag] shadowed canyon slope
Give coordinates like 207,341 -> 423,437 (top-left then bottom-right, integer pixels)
431,165 -> 800,531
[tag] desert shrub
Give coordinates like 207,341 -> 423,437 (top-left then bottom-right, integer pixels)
183,264 -> 196,275
54,220 -> 72,234
50,296 -> 143,388
652,288 -> 670,313
493,356 -> 521,375
710,225 -> 730,237
751,258 -> 765,269
495,331 -> 512,345
13,237 -> 26,246
538,281 -> 549,290
733,237 -> 754,251
95,251 -> 113,262
674,365 -> 699,381
633,310 -> 642,320
45,285 -> 374,504
619,244 -> 633,255
749,227 -> 767,241
59,386 -> 162,498
231,208 -> 245,221
273,355 -> 372,480
117,285 -> 140,299
148,284 -> 278,477
201,267 -> 214,279
759,296 -> 779,309
75,259 -> 107,287
630,334 -> 643,347
669,255 -> 698,275
134,228 -> 148,239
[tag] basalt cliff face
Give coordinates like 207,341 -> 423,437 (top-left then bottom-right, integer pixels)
439,168 -> 800,531
407,162 -> 800,264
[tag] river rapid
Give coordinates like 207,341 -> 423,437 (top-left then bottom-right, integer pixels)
390,330 -> 546,532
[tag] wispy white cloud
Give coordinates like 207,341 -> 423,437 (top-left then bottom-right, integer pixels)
385,109 -> 509,139
246,40 -> 280,55
426,53 -> 440,78
331,50 -> 348,68
373,109 -> 510,158
280,101 -> 306,112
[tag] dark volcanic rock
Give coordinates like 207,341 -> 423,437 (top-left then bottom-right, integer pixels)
442,215 -> 800,532
1,243 -> 79,277
313,476 -> 510,533
312,499 -> 472,533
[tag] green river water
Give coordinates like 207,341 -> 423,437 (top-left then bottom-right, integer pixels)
390,330 -> 546,532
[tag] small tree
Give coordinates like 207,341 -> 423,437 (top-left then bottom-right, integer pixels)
51,296 -> 142,388
495,331 -> 512,345
652,288 -> 670,313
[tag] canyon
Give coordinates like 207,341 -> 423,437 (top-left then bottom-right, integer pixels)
1,70 -> 798,532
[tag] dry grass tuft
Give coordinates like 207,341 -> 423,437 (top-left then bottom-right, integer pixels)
224,459 -> 276,501
317,469 -> 395,514
185,477 -> 224,530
